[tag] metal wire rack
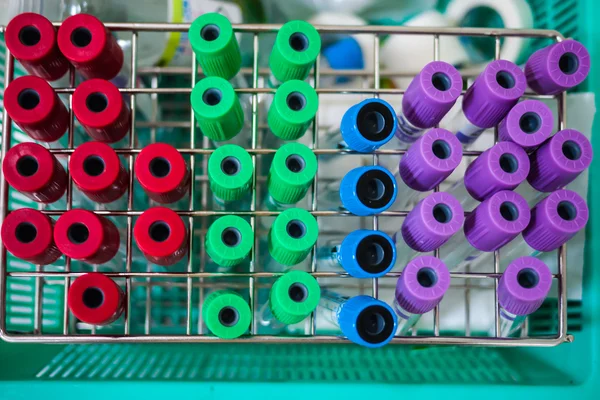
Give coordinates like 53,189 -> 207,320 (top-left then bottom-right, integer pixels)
0,22 -> 571,345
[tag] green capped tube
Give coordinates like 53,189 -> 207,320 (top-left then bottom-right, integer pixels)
268,80 -> 318,141
206,215 -> 254,268
267,143 -> 317,205
269,270 -> 321,324
189,13 -> 241,80
202,290 -> 252,339
268,208 -> 318,265
208,145 -> 253,203
191,76 -> 244,142
269,20 -> 321,86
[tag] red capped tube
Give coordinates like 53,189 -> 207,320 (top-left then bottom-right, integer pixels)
68,273 -> 124,325
57,14 -> 123,80
1,208 -> 62,265
73,79 -> 130,143
54,209 -> 120,264
135,143 -> 190,204
70,142 -> 129,203
134,207 -> 188,266
2,142 -> 67,203
4,13 -> 69,81
3,76 -> 69,142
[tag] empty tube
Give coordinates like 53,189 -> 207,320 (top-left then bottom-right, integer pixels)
205,215 -> 254,268
68,273 -> 125,326
202,290 -> 252,339
498,100 -> 553,152
338,166 -> 398,216
134,207 -> 188,267
208,145 -> 253,210
268,80 -> 318,141
268,208 -> 318,266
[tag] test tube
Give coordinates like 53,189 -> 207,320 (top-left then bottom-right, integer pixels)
498,100 -> 553,152
525,39 -> 591,95
68,273 -> 125,326
208,145 -> 253,210
455,60 -> 526,147
134,207 -> 188,267
336,166 -> 398,216
267,80 -> 318,141
5,13 -> 69,81
3,75 -> 69,142
2,142 -> 67,204
268,208 -> 319,266
202,290 -> 252,339
320,37 -> 365,87
394,256 -> 450,335
1,208 -> 62,266
205,216 -> 254,268
319,292 -> 397,348
498,257 -> 552,337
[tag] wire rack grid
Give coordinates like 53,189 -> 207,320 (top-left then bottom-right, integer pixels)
0,22 -> 572,345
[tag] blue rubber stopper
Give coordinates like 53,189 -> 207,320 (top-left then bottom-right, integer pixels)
338,230 -> 396,278
340,98 -> 398,153
338,295 -> 398,348
340,166 -> 398,216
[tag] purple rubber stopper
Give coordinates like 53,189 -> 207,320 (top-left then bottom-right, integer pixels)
527,129 -> 593,192
463,60 -> 526,129
395,255 -> 450,315
465,141 -> 530,201
498,100 -> 554,152
525,39 -> 591,95
522,189 -> 588,252
401,192 -> 465,252
399,128 -> 463,191
402,61 -> 462,129
465,190 -> 530,252
498,256 -> 552,316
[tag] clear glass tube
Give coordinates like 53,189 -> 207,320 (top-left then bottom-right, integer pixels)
454,111 -> 486,148
319,290 -> 348,327
257,301 -> 286,330
498,309 -> 527,337
393,298 -> 423,335
315,239 -> 342,271
393,112 -> 426,149
446,179 -> 479,211
393,177 -> 423,211
440,230 -> 482,270
316,180 -> 344,211
394,233 -> 421,270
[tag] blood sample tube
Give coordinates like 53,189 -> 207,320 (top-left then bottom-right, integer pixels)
338,166 -> 398,216
498,100 -> 553,152
2,142 -> 67,204
202,290 -> 252,339
268,208 -> 318,267
72,79 -> 130,143
134,207 -> 188,267
1,208 -> 62,265
205,215 -> 254,268
268,80 -> 319,141
3,75 -> 69,142
68,273 -> 124,325
208,145 -> 253,210
57,13 -> 123,80
4,13 -> 69,81
54,209 -> 120,265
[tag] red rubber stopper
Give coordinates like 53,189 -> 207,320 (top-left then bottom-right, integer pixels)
4,13 -> 70,81
70,142 -> 129,203
135,143 -> 190,204
2,142 -> 67,203
73,79 -> 130,143
54,209 -> 120,264
1,208 -> 62,265
134,207 -> 188,266
68,272 -> 124,325
57,14 -> 123,80
3,75 -> 69,142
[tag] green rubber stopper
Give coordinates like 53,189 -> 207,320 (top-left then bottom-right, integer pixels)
267,143 -> 317,204
269,270 -> 321,324
202,290 -> 251,339
189,13 -> 242,80
208,145 -> 253,202
269,20 -> 321,84
191,76 -> 244,142
206,215 -> 254,268
268,80 -> 318,141
268,208 -> 318,266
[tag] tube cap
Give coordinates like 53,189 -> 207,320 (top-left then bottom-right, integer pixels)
338,295 -> 397,348
267,143 -> 317,204
268,80 -> 318,141
499,257 -> 552,316
68,273 -> 124,325
208,145 -> 253,202
465,191 -> 530,252
268,208 -> 318,266
498,100 -> 553,151
395,256 -> 450,315
402,61 -> 462,129
202,290 -> 251,339
527,129 -> 593,192
340,166 -> 397,216
269,270 -> 320,324
206,215 -> 254,268
191,76 -> 244,142
338,230 -> 396,278
269,20 -> 321,83
464,142 -> 530,201
134,207 -> 188,266
399,128 -> 462,191
322,37 -> 364,83
401,192 -> 464,252
525,40 -> 591,95
340,98 -> 398,153
1,208 -> 62,265
463,60 -> 526,129
189,13 -> 242,80
522,190 -> 588,252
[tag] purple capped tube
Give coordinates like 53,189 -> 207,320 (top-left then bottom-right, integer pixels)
498,100 -> 554,152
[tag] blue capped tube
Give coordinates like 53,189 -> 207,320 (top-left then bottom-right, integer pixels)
339,165 -> 398,216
